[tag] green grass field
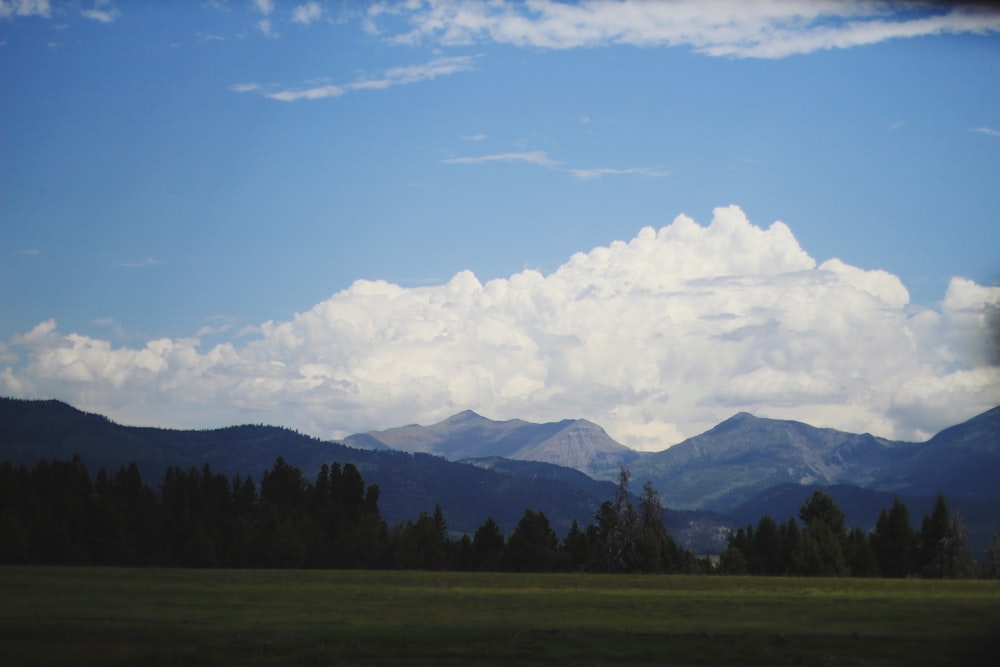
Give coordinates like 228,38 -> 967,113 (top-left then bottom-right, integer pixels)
1,567 -> 998,666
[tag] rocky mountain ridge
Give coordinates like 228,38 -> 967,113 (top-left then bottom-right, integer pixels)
345,409 -> 640,476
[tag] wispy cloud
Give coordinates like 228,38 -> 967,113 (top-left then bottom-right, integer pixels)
17,248 -> 40,256
444,150 -> 667,181
195,314 -> 239,338
257,18 -> 278,39
117,258 -> 161,269
230,82 -> 261,93
92,317 -> 130,341
233,54 -> 478,102
971,126 -> 1000,138
442,151 -> 562,169
568,166 -> 670,181
367,0 -> 1000,59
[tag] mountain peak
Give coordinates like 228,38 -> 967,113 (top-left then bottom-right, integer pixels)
708,411 -> 760,432
443,409 -> 489,424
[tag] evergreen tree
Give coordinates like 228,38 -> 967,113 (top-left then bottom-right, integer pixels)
940,512 -> 976,579
504,509 -> 559,572
455,534 -> 476,571
917,494 -> 951,577
392,505 -> 452,570
472,517 -> 505,571
593,468 -> 639,572
777,516 -> 800,575
793,521 -> 846,576
748,515 -> 782,576
719,529 -> 749,575
634,480 -> 675,572
793,491 -> 847,576
871,497 -> 916,577
984,533 -> 1000,580
560,520 -> 589,571
844,526 -> 879,577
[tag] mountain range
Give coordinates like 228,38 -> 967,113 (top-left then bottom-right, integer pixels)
2,397 -> 997,554
345,406 -> 1000,511
345,409 -> 640,475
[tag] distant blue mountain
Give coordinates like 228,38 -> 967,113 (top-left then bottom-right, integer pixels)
2,397 -> 996,555
346,409 -> 640,476
624,407 -> 1000,512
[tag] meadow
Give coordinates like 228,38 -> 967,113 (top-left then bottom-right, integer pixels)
1,566 -> 997,666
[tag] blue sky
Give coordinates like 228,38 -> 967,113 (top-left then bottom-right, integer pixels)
2,1 -> 999,449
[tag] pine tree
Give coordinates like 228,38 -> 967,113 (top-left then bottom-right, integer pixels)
871,497 -> 916,577
917,494 -> 951,577
793,491 -> 847,576
504,509 -> 558,572
473,517 -> 505,570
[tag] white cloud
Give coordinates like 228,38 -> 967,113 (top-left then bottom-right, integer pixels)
257,18 -> 277,38
568,166 -> 669,181
292,1 -> 322,25
117,257 -> 161,268
971,126 -> 1000,138
253,0 -> 274,16
235,54 -> 477,101
367,0 -> 1000,58
0,0 -> 50,20
445,150 -> 667,181
442,151 -> 562,169
230,82 -> 262,93
81,1 -> 118,23
0,0 -> 116,22
3,206 -> 998,450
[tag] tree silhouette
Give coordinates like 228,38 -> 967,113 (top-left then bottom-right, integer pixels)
871,497 -> 916,577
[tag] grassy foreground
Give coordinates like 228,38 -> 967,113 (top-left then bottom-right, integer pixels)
1,567 -> 998,666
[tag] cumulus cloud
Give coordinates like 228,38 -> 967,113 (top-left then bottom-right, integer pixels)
234,54 -> 478,102
366,0 -> 1000,58
3,206 -> 998,450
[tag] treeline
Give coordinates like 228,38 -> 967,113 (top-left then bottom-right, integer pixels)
0,456 -> 387,568
0,457 -> 698,572
719,490 -> 1000,578
2,456 -> 998,577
